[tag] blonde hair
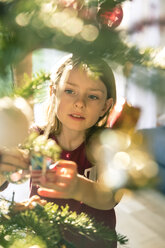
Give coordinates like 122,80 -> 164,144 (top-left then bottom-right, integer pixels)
44,54 -> 116,140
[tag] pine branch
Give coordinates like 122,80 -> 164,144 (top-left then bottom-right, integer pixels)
0,0 -> 156,77
13,71 -> 50,101
0,200 -> 128,248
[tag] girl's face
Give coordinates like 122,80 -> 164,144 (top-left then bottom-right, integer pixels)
55,67 -> 112,134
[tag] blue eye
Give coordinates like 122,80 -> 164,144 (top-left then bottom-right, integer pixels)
65,89 -> 74,94
88,95 -> 99,100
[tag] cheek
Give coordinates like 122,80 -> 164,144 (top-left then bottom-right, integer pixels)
56,99 -> 68,122
90,106 -> 105,122
91,101 -> 105,114
56,94 -> 66,111
88,108 -> 102,123
56,103 -> 63,118
55,100 -> 62,119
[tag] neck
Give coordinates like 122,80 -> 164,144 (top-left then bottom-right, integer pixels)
56,127 -> 85,151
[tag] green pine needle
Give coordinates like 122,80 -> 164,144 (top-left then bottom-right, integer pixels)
13,71 -> 50,102
0,200 -> 128,248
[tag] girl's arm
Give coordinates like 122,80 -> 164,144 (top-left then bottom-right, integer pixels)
32,160 -> 117,210
73,174 -> 117,210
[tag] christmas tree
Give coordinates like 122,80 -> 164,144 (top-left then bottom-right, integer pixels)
0,196 -> 128,248
0,0 -> 162,75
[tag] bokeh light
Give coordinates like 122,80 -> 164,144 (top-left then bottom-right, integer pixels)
15,12 -> 32,27
87,128 -> 159,191
80,24 -> 99,41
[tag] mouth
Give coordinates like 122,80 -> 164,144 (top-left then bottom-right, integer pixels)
69,114 -> 85,120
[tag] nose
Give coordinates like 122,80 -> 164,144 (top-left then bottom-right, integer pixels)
74,96 -> 86,109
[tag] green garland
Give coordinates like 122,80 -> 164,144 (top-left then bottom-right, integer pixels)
128,65 -> 165,99
0,199 -> 128,248
13,71 -> 50,101
0,0 -> 155,76
0,0 -> 164,96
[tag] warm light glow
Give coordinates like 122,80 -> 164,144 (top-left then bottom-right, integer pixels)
113,151 -> 130,169
50,12 -> 69,28
108,97 -> 126,127
63,17 -> 84,36
80,24 -> 99,41
100,130 -> 131,152
41,2 -> 55,13
152,47 -> 165,68
15,12 -> 31,26
114,97 -> 125,112
101,167 -> 128,189
142,161 -> 158,178
63,7 -> 78,17
87,127 -> 158,191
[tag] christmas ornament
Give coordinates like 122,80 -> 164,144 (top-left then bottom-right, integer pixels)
24,132 -> 61,173
0,97 -> 33,149
97,4 -> 123,29
108,98 -> 141,131
0,71 -> 60,185
0,131 -> 61,184
0,73 -> 52,185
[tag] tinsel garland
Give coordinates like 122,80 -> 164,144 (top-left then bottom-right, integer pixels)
0,199 -> 128,248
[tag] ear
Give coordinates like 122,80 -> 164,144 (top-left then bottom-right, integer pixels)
100,98 -> 113,117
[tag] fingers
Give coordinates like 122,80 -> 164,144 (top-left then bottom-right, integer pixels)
0,149 -> 29,172
46,166 -> 74,180
31,160 -> 78,199
40,173 -> 72,191
38,188 -> 67,199
12,195 -> 47,212
49,160 -> 77,170
31,170 -> 42,185
0,163 -> 19,172
32,170 -> 73,190
31,160 -> 77,184
3,154 -> 28,169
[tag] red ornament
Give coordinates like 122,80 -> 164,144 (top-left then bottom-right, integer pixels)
98,5 -> 123,29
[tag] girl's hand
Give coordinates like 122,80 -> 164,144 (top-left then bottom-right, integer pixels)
31,160 -> 79,199
0,148 -> 29,173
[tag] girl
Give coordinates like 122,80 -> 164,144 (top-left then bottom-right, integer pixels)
31,54 -> 118,247
0,53 -> 118,247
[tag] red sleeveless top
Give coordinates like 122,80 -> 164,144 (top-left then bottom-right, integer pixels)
30,133 -> 117,247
